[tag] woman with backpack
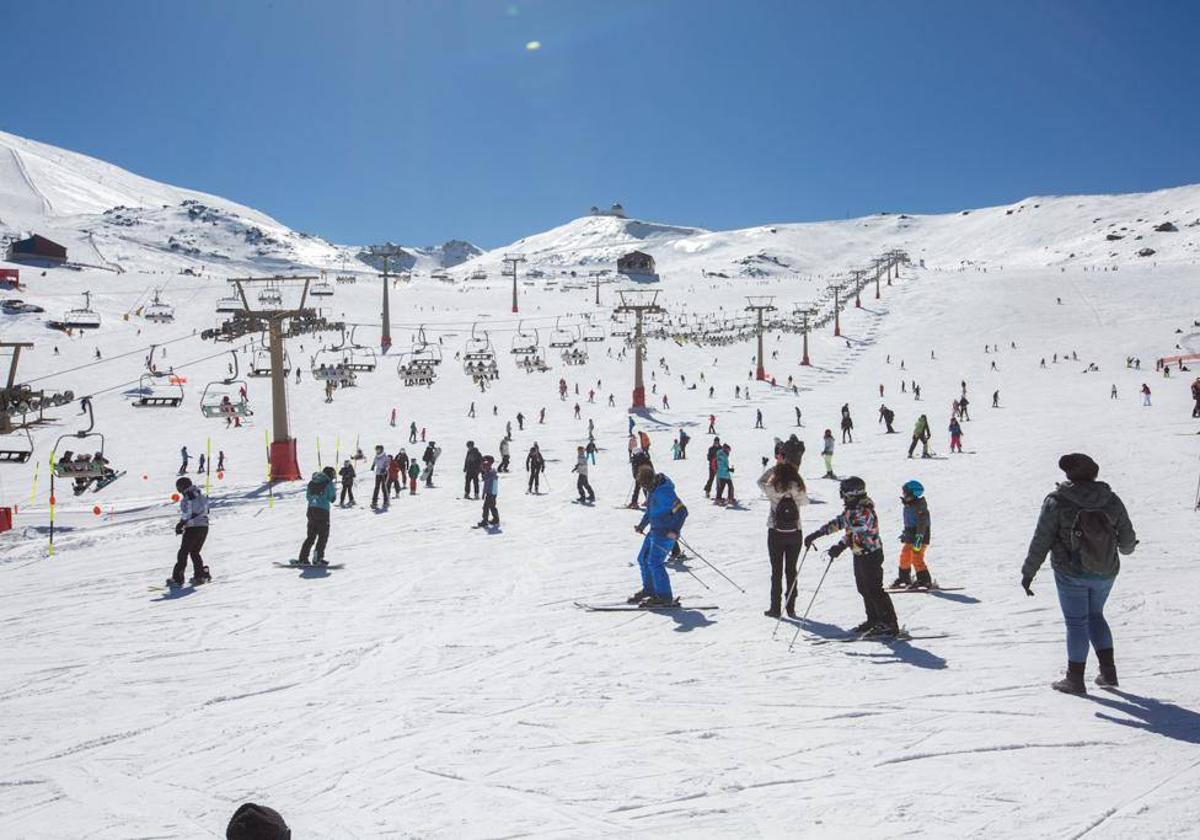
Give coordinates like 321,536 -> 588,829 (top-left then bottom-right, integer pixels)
298,466 -> 337,566
1021,454 -> 1137,694
757,457 -> 809,617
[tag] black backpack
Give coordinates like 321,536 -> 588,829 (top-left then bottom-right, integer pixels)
775,494 -> 800,532
1068,506 -> 1119,576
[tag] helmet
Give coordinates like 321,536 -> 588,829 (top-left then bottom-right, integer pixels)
175,477 -> 192,493
838,476 -> 866,502
322,466 -> 336,480
902,479 -> 924,499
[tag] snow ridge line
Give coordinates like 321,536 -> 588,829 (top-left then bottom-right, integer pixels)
9,146 -> 53,215
202,681 -> 300,707
876,739 -> 1116,766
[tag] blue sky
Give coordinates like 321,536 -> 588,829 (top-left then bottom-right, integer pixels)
4,1 -> 1199,247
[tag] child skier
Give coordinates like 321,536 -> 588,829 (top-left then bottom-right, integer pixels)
892,480 -> 933,590
478,456 -> 499,528
821,429 -> 836,479
572,445 -> 595,502
171,477 -> 210,588
948,415 -> 963,453
628,471 -> 689,607
298,466 -> 337,566
407,459 -> 420,494
804,477 -> 901,637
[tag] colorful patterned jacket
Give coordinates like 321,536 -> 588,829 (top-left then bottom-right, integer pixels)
814,497 -> 882,555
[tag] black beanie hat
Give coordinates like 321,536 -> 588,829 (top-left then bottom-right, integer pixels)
1058,453 -> 1099,483
227,802 -> 290,840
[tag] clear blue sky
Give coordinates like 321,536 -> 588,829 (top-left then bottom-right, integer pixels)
4,1 -> 1199,248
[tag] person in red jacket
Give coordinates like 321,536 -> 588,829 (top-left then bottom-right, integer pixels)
386,454 -> 402,499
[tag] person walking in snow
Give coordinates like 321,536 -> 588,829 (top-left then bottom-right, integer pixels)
498,436 -> 511,473
821,429 -> 836,479
907,415 -> 931,458
170,477 -> 210,588
478,456 -> 500,528
891,480 -> 933,590
371,445 -> 390,509
628,471 -> 689,607
804,476 -> 900,638
948,415 -> 964,453
1141,383 -> 1152,406
463,441 -> 483,499
714,443 -> 736,505
525,443 -> 545,493
297,466 -> 337,566
1021,453 -> 1137,694
757,456 -> 808,617
422,441 -> 440,487
573,445 -> 595,503
338,459 -> 356,507
409,421 -> 418,444
840,404 -> 854,443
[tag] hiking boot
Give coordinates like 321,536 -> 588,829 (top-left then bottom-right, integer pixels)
890,569 -> 911,589
1052,661 -> 1087,695
1095,648 -> 1118,688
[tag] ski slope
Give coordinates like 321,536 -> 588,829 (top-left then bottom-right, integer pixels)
2,132 -> 1200,838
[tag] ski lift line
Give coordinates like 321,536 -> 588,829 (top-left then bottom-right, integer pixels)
20,331 -> 204,385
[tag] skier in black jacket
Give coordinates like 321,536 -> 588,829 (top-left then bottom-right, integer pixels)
525,443 -> 545,493
463,441 -> 483,499
338,459 -> 356,507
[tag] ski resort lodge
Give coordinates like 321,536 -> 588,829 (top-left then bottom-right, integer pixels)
6,234 -> 67,265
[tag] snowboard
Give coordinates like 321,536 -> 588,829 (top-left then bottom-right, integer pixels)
574,600 -> 719,612
274,560 -> 345,570
808,631 -> 951,645
885,586 -> 965,594
149,577 -> 211,593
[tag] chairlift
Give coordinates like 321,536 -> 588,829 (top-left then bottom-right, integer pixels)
581,319 -> 606,343
515,349 -> 550,374
562,343 -> 589,366
411,326 -> 443,367
335,274 -> 356,285
311,344 -> 352,383
215,293 -> 243,313
397,352 -> 437,387
511,321 -> 539,355
549,317 -> 576,349
52,398 -> 110,481
144,290 -> 175,323
470,269 -> 487,281
463,323 -> 494,361
133,345 -> 184,408
59,292 -> 102,330
249,343 -> 292,378
343,326 -> 377,372
257,285 -> 283,307
0,426 -> 34,463
200,351 -> 253,420
310,272 -> 335,297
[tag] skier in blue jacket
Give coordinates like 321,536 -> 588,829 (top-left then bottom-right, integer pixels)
628,472 -> 689,606
298,466 -> 337,566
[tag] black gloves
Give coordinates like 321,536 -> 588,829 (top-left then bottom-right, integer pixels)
1021,574 -> 1034,596
803,531 -> 820,549
828,542 -> 847,559
635,524 -> 646,535
175,521 -> 185,535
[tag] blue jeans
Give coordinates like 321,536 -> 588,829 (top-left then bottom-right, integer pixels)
1054,570 -> 1115,662
636,533 -> 675,599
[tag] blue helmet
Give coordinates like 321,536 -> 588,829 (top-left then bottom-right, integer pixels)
902,479 -> 924,499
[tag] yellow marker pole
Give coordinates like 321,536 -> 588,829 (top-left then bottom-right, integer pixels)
29,460 -> 40,507
205,437 -> 212,495
316,436 -> 322,468
47,450 -> 56,557
335,435 -> 341,466
265,429 -> 274,509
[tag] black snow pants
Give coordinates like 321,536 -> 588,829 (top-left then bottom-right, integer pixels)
340,481 -> 354,506
173,526 -> 208,583
768,528 -> 802,614
481,493 -> 499,526
372,473 -> 388,507
577,474 -> 595,502
465,472 -> 479,498
299,507 -> 330,563
853,548 -> 898,629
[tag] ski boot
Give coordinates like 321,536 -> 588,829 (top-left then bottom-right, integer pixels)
167,576 -> 185,589
313,556 -> 328,567
1052,661 -> 1087,695
764,607 -> 782,618
641,595 -> 679,608
190,566 -> 212,585
911,569 -> 933,590
890,568 -> 911,589
851,619 -> 874,635
626,589 -> 649,605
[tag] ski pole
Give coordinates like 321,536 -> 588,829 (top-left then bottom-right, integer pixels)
788,550 -> 836,651
772,545 -> 810,639
678,537 -> 746,593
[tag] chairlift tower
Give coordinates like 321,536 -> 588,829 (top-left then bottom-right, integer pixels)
745,296 -> 777,381
831,283 -> 843,337
589,270 -> 604,306
614,290 -> 664,409
369,244 -> 405,353
872,257 -> 885,299
202,276 -> 343,482
795,306 -> 817,366
502,253 -> 526,313
850,269 -> 866,309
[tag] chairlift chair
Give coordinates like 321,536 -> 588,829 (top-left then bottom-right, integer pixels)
0,426 -> 34,463
582,321 -> 606,343
61,292 -> 102,330
411,326 -> 442,366
200,351 -> 253,419
342,326 -> 377,372
257,285 -> 283,307
144,291 -> 175,323
511,322 -> 539,355
397,353 -> 437,387
549,317 -> 576,349
52,399 -> 109,479
249,345 -> 291,378
310,273 -> 335,297
133,345 -> 184,408
215,294 -> 243,313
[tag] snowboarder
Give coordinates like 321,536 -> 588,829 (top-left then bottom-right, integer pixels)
171,477 -> 210,587
628,472 -> 689,607
338,459 -> 356,507
409,421 -> 418,444
1021,453 -> 1137,694
371,445 -> 390,509
478,456 -> 500,527
907,415 -> 931,458
821,429 -> 835,479
298,466 -> 337,566
464,441 -> 482,499
714,443 -> 736,505
525,443 -> 545,493
879,404 -> 895,433
949,415 -> 963,453
573,445 -> 595,502
891,480 -> 932,589
757,457 -> 808,617
804,477 -> 900,637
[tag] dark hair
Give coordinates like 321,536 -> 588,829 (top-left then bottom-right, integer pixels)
770,461 -> 805,494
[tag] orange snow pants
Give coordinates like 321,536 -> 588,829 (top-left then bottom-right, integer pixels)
899,543 -> 928,573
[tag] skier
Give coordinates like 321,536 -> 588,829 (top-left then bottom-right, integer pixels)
390,408 -> 397,427
407,458 -> 420,494
463,441 -> 483,499
498,436 -> 511,473
170,477 -> 210,587
409,422 -> 418,444
821,429 -> 835,479
478,456 -> 500,528
757,456 -> 808,617
387,453 -> 403,499
891,480 -> 933,590
422,441 -> 441,487
179,445 -> 190,476
1192,377 -> 1200,417
755,409 -> 764,429
879,404 -> 895,433
992,390 -> 1000,408
297,466 -> 337,566
1141,383 -> 1152,406
629,444 -> 654,508
959,394 -> 970,420
585,439 -> 597,464
948,415 -> 964,453
216,451 -> 226,473
468,401 -> 476,418
1021,453 -> 1137,694
804,477 -> 901,638
525,443 -> 545,493
196,453 -> 206,474
840,404 -> 853,443
678,428 -> 689,458
795,406 -> 802,427
1110,384 -> 1118,400
714,443 -> 736,505
538,407 -> 546,424
517,412 -> 525,430
707,414 -> 716,434
907,415 -> 931,458
703,437 -> 721,497
371,445 -> 390,509
573,445 -> 595,502
394,449 -> 410,485
628,471 -> 689,607
338,459 -> 356,507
